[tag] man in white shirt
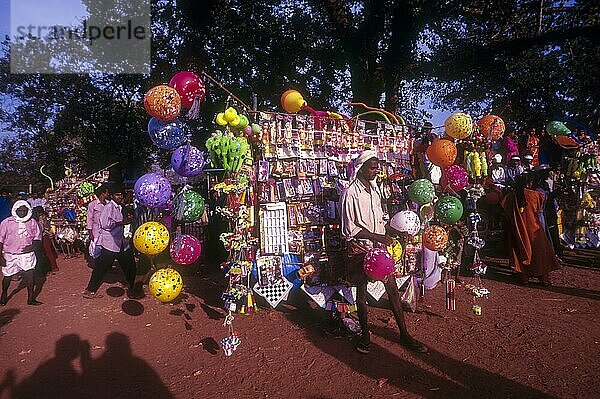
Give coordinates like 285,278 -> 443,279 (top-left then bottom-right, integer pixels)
82,186 -> 136,299
86,185 -> 109,261
340,150 -> 427,354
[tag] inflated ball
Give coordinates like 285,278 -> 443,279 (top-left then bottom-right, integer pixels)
149,268 -> 182,302
133,222 -> 170,255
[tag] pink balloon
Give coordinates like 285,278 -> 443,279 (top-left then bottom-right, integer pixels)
364,248 -> 395,281
170,234 -> 202,265
243,125 -> 253,136
441,165 -> 468,192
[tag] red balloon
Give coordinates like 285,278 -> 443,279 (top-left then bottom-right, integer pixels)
169,72 -> 206,109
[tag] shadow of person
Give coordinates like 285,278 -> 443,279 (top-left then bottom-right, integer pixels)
370,324 -> 556,398
80,332 -> 173,399
284,303 -> 555,399
11,334 -> 83,399
0,309 -> 20,329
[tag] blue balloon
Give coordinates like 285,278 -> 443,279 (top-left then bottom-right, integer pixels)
171,144 -> 206,177
147,118 -> 186,150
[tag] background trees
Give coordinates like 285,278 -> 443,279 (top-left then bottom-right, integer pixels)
1,0 -> 598,190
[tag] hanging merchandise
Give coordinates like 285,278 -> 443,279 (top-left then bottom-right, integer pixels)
390,210 -> 421,236
170,234 -> 202,265
477,115 -> 505,141
441,165 -> 469,192
205,130 -> 250,172
144,85 -> 181,122
171,144 -> 207,177
133,221 -> 170,255
422,226 -> 448,251
363,247 -> 395,281
172,188 -> 205,223
426,139 -> 457,167
169,71 -> 206,118
134,173 -> 172,209
434,195 -> 464,225
407,179 -> 435,205
147,118 -> 187,150
445,112 -> 474,139
149,268 -> 183,303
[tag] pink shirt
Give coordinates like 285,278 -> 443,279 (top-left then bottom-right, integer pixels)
0,216 -> 42,254
96,200 -> 130,252
86,198 -> 105,239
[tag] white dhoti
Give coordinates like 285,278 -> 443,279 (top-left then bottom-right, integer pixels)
2,252 -> 37,277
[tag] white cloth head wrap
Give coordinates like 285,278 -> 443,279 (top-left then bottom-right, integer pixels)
11,200 -> 33,238
350,150 -> 378,183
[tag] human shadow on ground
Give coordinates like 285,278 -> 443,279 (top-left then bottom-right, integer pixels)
0,309 -> 20,330
4,332 -> 173,399
283,299 -> 556,399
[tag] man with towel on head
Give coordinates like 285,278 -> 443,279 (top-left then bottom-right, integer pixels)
340,150 -> 427,354
0,200 -> 43,305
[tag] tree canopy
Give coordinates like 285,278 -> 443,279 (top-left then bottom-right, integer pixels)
1,0 -> 598,190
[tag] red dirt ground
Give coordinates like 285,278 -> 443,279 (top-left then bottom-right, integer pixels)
0,256 -> 598,399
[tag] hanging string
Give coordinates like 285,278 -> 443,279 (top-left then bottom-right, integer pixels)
201,71 -> 251,111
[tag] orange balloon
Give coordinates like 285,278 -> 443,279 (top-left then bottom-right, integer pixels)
281,89 -> 305,113
144,85 -> 181,122
477,115 -> 505,141
422,226 -> 448,251
426,139 -> 457,168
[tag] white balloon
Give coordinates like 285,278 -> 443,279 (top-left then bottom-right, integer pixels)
390,210 -> 421,236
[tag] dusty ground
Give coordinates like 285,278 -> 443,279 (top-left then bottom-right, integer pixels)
0,255 -> 598,399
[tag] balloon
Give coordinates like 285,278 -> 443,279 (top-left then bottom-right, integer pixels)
170,145 -> 206,177
170,234 -> 202,265
387,241 -> 403,262
224,107 -> 238,122
546,121 -> 571,136
363,247 -> 395,281
445,113 -> 473,139
407,179 -> 435,205
149,268 -> 183,302
422,226 -> 448,251
243,125 -> 253,137
434,195 -> 464,224
169,71 -> 205,109
477,115 -> 505,141
441,165 -> 468,192
143,85 -> 181,122
238,115 -> 249,128
134,173 -> 172,208
173,190 -> 205,223
215,113 -> 227,126
390,210 -> 421,235
147,117 -> 186,150
281,89 -> 305,113
133,221 -> 170,255
426,139 -> 457,168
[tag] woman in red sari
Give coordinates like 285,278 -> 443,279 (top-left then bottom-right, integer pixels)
501,173 -> 561,285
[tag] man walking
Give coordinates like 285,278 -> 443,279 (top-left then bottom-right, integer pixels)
0,200 -> 43,305
82,186 -> 137,299
87,185 -> 110,261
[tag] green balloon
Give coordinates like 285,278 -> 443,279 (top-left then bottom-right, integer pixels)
546,121 -> 571,136
173,190 -> 205,223
408,179 -> 435,205
434,195 -> 463,224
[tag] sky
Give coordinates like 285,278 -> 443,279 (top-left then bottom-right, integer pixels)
0,0 -> 453,138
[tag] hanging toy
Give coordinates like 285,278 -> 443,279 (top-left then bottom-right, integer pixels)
480,151 -> 488,177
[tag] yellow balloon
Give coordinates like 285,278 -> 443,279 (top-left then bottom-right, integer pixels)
281,89 -> 305,113
445,112 -> 474,139
229,115 -> 241,127
387,241 -> 403,262
215,112 -> 227,126
224,107 -> 238,122
149,268 -> 182,303
133,222 -> 170,255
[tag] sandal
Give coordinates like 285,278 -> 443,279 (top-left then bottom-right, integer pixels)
400,338 -> 429,353
355,340 -> 371,354
82,291 -> 103,299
